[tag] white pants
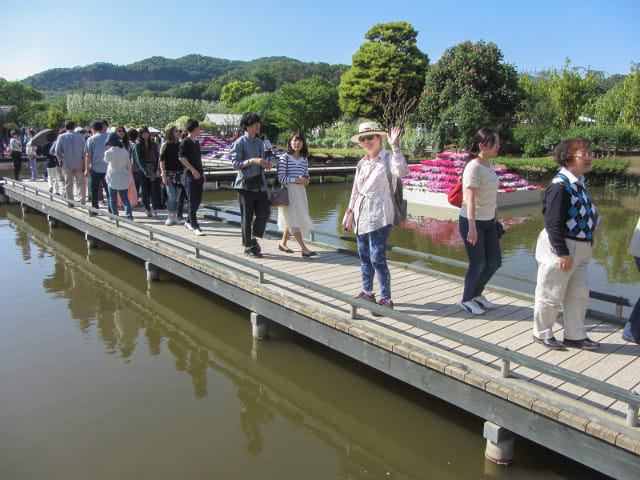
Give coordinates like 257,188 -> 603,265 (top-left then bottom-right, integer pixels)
533,230 -> 591,341
47,167 -> 61,194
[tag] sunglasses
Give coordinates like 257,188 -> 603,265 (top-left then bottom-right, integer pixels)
360,135 -> 377,142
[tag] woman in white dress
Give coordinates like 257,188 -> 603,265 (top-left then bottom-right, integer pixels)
277,133 -> 315,257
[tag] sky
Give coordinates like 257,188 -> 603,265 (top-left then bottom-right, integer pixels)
2,0 -> 638,82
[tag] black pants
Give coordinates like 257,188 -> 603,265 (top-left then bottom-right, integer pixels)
140,175 -> 161,212
183,174 -> 203,229
238,189 -> 270,247
12,152 -> 22,180
90,170 -> 110,209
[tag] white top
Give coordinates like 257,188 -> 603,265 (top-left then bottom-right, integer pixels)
104,147 -> 132,190
460,159 -> 499,221
629,216 -> 640,258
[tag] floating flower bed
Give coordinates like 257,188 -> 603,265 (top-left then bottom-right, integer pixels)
403,152 -> 541,209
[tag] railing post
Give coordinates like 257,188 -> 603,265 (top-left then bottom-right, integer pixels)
627,403 -> 639,427
616,304 -> 623,321
351,304 -> 358,319
501,359 -> 511,378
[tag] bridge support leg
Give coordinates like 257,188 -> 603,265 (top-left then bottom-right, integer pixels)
21,203 -> 31,215
85,233 -> 98,249
47,215 -> 59,229
145,262 -> 160,282
483,422 -> 514,466
251,312 -> 269,340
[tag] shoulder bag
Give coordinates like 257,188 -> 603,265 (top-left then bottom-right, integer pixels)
270,156 -> 289,207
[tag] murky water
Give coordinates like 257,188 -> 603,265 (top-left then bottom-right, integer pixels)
0,180 -> 621,479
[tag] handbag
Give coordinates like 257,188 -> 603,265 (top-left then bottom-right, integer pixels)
447,180 -> 463,208
270,156 -> 290,206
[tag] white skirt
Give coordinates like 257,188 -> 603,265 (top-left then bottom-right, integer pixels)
277,183 -> 313,234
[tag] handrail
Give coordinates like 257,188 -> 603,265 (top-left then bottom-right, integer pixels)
4,178 -> 639,422
201,204 -> 632,312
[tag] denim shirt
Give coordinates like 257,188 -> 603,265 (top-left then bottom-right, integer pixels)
231,133 -> 267,192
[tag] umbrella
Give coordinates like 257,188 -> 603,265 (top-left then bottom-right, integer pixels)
29,129 -> 58,148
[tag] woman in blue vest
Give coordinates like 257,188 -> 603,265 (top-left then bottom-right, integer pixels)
532,138 -> 601,351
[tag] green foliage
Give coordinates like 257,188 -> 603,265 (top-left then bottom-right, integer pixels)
339,21 -> 428,121
419,40 -> 521,131
306,120 -> 360,149
596,65 -> 640,130
0,79 -> 45,126
435,96 -> 491,151
270,76 -> 340,134
66,93 -> 224,127
220,81 -> 260,106
230,92 -> 278,138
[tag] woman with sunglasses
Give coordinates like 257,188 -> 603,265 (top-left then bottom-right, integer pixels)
343,122 -> 409,312
532,138 -> 601,351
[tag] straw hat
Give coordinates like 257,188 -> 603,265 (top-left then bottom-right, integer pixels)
350,121 -> 388,143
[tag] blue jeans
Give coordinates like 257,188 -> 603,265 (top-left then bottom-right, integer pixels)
623,256 -> 640,343
356,224 -> 392,300
165,175 -> 183,214
183,174 -> 203,229
108,187 -> 132,217
140,175 -> 161,212
459,216 -> 502,302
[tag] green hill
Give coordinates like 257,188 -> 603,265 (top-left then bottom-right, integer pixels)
21,54 -> 347,100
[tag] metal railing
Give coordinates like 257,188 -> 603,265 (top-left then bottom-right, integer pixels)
3,178 -> 639,427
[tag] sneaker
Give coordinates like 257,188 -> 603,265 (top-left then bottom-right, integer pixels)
355,291 -> 376,303
145,210 -> 152,217
174,217 -> 184,225
245,245 -> 263,258
459,300 -> 485,315
474,295 -> 497,310
165,217 -> 175,226
193,228 -> 205,236
251,238 -> 262,252
185,222 -> 194,232
378,299 -> 394,309
152,210 -> 158,217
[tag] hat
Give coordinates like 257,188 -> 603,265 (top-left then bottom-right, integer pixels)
350,122 -> 388,143
75,127 -> 86,133
105,132 -> 122,147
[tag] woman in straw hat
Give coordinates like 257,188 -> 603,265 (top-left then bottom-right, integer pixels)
342,122 -> 409,312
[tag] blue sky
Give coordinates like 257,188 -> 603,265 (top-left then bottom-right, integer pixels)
2,0 -> 638,81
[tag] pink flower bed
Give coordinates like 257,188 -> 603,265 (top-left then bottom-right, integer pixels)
404,152 -> 541,194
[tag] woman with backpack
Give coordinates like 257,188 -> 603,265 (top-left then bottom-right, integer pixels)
342,122 -> 409,312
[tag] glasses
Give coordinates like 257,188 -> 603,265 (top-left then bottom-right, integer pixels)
360,135 -> 377,142
574,151 -> 593,158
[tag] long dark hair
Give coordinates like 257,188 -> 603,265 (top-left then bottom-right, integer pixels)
138,126 -> 151,158
117,125 -> 130,150
286,132 -> 309,158
469,127 -> 499,159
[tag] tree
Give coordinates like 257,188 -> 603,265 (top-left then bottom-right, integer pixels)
220,80 -> 261,106
435,97 -> 491,151
596,64 -> 640,130
375,85 -> 418,133
270,76 -> 340,134
419,40 -> 521,130
0,79 -> 45,125
339,21 -> 428,121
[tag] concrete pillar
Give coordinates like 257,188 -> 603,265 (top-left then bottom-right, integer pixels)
85,233 -> 98,249
250,312 -> 269,340
47,215 -> 59,229
145,261 -> 160,282
21,203 -> 31,215
483,421 -> 515,466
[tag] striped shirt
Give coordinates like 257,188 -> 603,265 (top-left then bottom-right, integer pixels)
277,154 -> 309,184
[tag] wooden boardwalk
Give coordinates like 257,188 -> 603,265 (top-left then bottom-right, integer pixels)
2,177 -> 639,478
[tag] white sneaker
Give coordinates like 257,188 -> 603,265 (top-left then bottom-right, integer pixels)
474,295 -> 497,310
174,217 -> 184,225
165,217 -> 175,226
185,222 -> 194,232
459,300 -> 485,315
193,228 -> 205,236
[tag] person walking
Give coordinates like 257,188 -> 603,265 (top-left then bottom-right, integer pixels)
623,216 -> 640,344
276,132 -> 315,257
343,122 -> 409,311
178,119 -> 205,236
104,132 -> 133,220
135,126 -> 161,217
115,126 -> 137,208
85,120 -> 110,211
55,121 -> 87,203
43,139 -> 61,194
231,112 -> 271,257
457,127 -> 502,315
160,125 -> 185,226
532,138 -> 601,351
26,129 -> 39,180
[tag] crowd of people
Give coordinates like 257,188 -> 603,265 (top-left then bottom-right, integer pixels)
2,117 -> 639,346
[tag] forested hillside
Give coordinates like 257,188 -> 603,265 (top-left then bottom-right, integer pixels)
21,54 -> 347,100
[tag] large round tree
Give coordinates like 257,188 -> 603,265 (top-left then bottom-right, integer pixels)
419,40 -> 522,130
339,21 -> 428,123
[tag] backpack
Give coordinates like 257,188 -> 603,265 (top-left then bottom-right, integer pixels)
383,152 -> 407,226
